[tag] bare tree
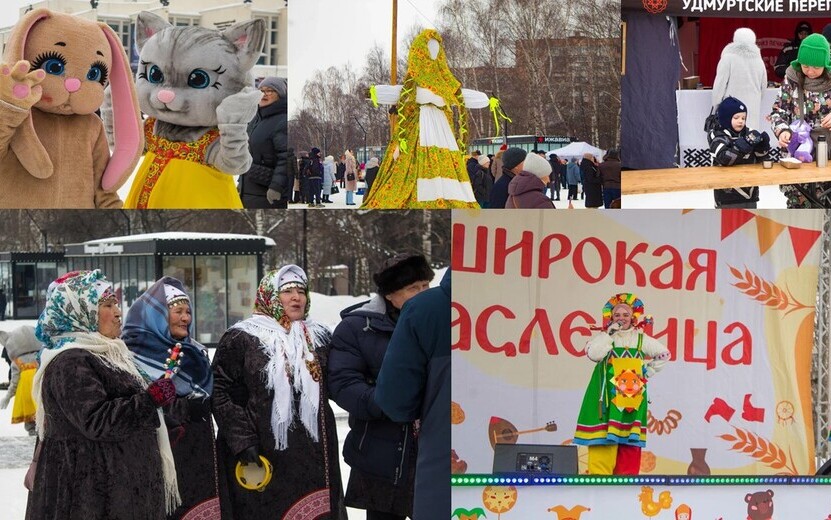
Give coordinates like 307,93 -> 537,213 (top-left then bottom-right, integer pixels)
293,0 -> 621,150
0,211 -> 451,297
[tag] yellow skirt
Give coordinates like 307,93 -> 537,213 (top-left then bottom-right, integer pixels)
362,144 -> 480,209
11,368 -> 36,424
124,155 -> 243,209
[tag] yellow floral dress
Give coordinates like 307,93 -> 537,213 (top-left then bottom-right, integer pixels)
125,118 -> 243,209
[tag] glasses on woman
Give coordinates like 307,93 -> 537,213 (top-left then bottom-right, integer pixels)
259,88 -> 277,96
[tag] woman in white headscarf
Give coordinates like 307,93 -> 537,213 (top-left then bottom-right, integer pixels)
26,270 -> 180,520
212,265 -> 346,519
712,28 -> 768,130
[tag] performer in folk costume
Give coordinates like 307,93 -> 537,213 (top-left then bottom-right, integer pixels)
122,278 -> 218,520
212,265 -> 346,519
0,326 -> 42,436
573,293 -> 670,475
362,29 -> 509,209
27,270 -> 180,519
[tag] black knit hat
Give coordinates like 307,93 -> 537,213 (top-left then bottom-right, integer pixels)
502,147 -> 526,170
717,96 -> 747,130
373,254 -> 434,296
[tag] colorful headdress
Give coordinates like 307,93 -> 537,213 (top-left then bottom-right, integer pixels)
602,293 -> 645,327
36,270 -> 114,349
395,29 -> 467,154
254,264 -> 311,329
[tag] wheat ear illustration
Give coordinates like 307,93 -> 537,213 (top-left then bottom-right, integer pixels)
728,265 -> 811,316
718,425 -> 798,475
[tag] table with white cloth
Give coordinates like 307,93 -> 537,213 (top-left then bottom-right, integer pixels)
677,88 -> 779,167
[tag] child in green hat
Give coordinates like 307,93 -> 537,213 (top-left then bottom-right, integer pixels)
769,33 -> 831,208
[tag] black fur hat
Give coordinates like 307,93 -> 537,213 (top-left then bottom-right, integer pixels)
374,253 -> 434,296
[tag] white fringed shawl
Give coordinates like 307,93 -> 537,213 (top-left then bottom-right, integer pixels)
231,314 -> 330,450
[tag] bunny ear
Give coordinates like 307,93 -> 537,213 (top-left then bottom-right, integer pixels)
6,8 -> 54,180
221,19 -> 266,72
135,11 -> 170,52
98,21 -> 143,192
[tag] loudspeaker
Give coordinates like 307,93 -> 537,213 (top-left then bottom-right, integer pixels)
492,443 -> 578,475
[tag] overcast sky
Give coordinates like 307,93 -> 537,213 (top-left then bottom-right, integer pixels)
288,0 -> 442,116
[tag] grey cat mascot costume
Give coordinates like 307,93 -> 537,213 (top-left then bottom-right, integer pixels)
124,11 -> 265,209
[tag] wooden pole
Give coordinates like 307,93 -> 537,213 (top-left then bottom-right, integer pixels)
389,0 -> 398,140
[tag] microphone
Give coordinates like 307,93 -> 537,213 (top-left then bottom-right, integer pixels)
609,320 -> 624,335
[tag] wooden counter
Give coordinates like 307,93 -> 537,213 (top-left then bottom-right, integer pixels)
622,163 -> 831,195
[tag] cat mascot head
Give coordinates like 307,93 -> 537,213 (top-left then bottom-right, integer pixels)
134,11 -> 265,128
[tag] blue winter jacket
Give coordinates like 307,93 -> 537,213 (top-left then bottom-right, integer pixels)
376,270 -> 451,520
328,295 -> 416,485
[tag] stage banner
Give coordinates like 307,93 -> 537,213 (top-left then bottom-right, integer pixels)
451,209 -> 822,476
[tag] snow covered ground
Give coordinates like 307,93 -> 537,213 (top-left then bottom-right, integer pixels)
623,184 -> 787,209
0,271 -> 446,518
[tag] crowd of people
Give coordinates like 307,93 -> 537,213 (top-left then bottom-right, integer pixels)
283,148 -> 381,208
466,147 -> 621,209
709,21 -> 831,209
11,255 -> 449,519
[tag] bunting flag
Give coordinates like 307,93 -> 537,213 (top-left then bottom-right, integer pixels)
755,216 -> 786,256
788,226 -> 822,267
716,211 -> 822,267
720,209 -> 755,240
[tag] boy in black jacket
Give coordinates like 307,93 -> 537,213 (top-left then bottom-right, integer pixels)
708,96 -> 770,208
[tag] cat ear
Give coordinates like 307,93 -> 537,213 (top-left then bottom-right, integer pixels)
221,19 -> 266,72
136,11 -> 171,52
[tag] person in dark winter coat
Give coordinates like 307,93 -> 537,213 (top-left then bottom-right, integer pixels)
548,153 -> 562,201
122,278 -> 218,520
466,150 -> 481,181
239,77 -> 289,209
774,20 -> 812,79
287,147 -> 299,203
297,152 -> 310,203
471,155 -> 494,207
329,254 -> 434,520
488,147 -> 526,209
212,265 -> 346,520
27,270 -> 179,520
581,153 -> 604,208
709,96 -> 766,208
364,157 -> 380,197
337,155 -> 347,188
376,268 -> 451,520
305,147 -> 324,207
505,152 -> 555,209
599,149 -> 622,209
566,158 -> 581,200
